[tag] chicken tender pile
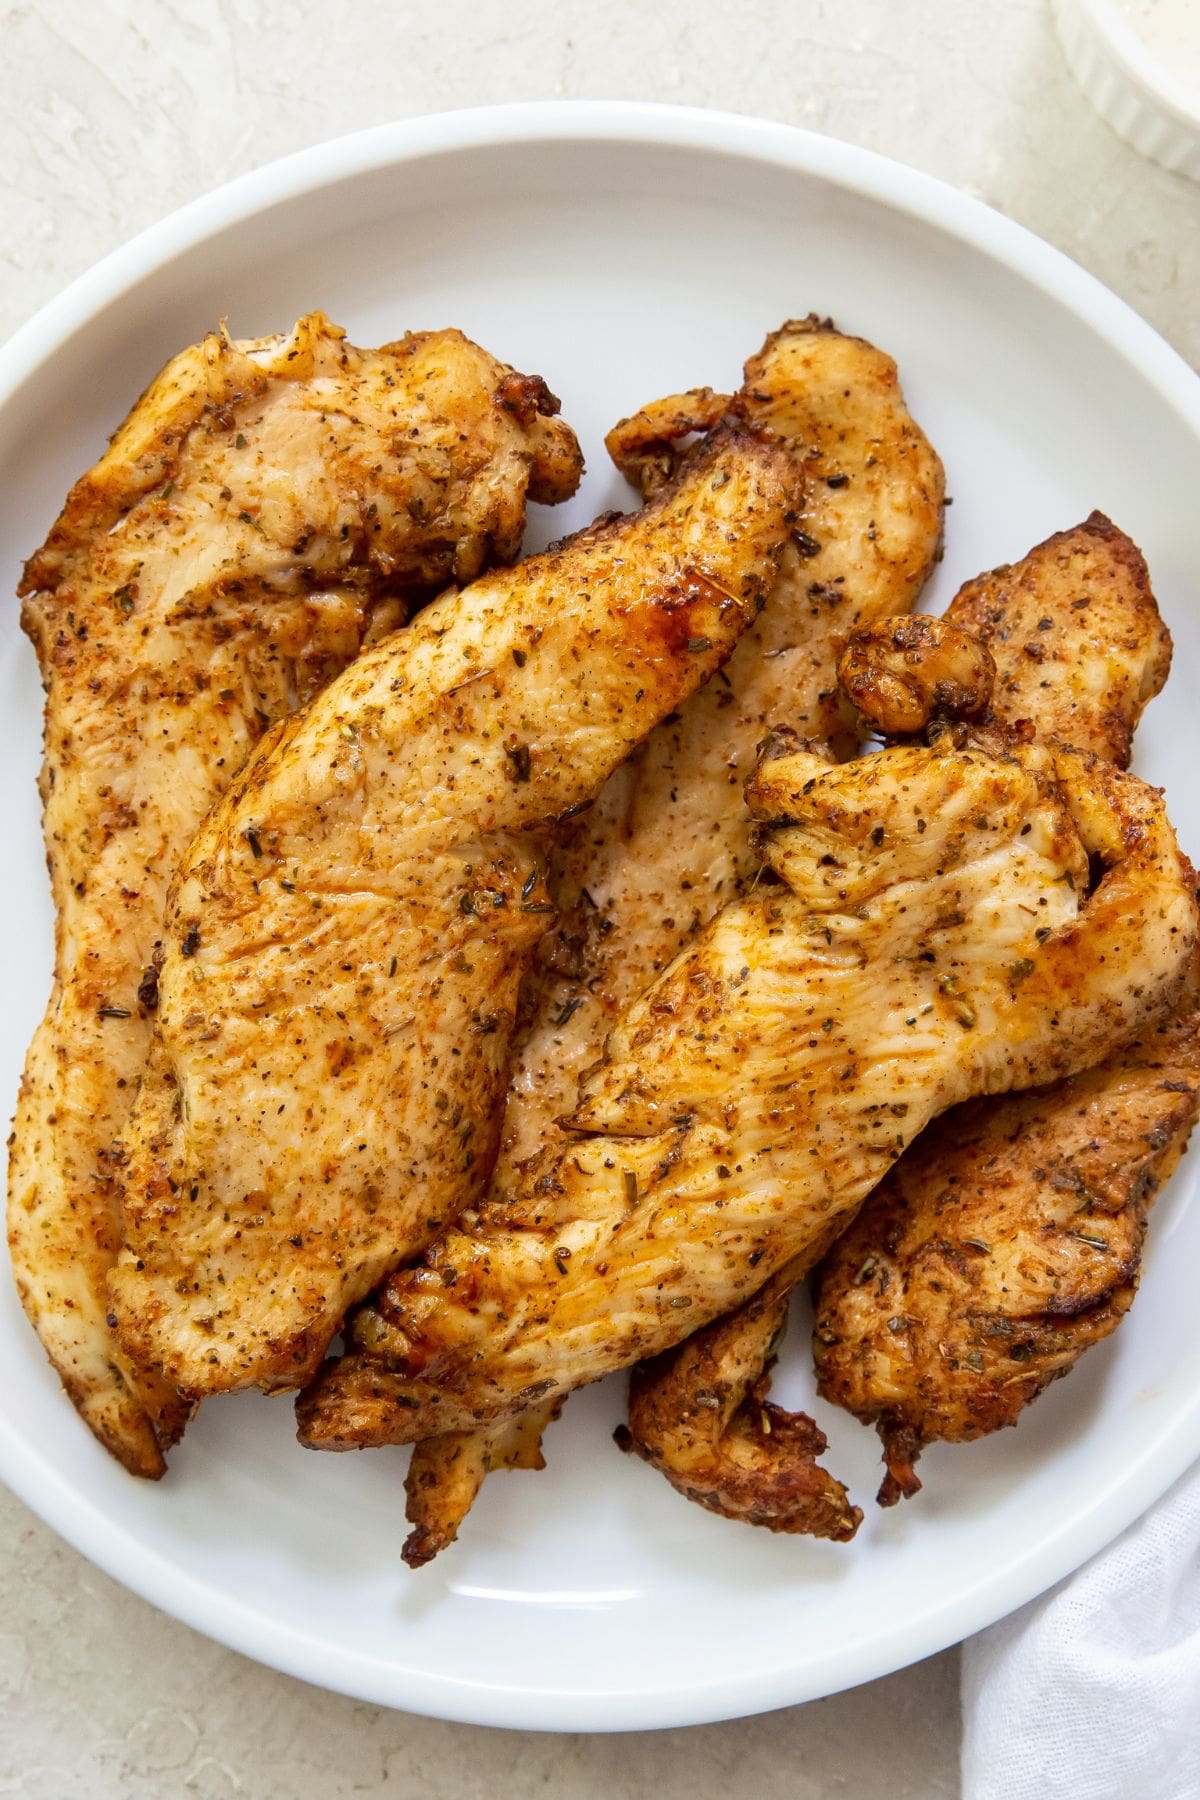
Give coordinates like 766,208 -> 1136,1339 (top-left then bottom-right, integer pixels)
619,516 -> 1191,1531
8,312 -> 582,1475
397,315 -> 946,1562
8,310 -> 1195,1575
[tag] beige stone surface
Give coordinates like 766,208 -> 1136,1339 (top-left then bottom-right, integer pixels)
0,1 -> 1194,1793
0,1493 -> 960,1797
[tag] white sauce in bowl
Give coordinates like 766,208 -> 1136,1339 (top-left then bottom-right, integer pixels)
1120,0 -> 1200,95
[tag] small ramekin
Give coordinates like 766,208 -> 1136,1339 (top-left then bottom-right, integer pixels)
1052,0 -> 1200,182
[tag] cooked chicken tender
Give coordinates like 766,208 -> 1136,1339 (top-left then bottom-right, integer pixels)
621,513 -> 1177,1533
404,1407 -> 563,1570
619,1276 -> 862,1542
811,520 -> 1194,1502
107,426 -> 796,1399
814,970 -> 1200,1503
507,315 -> 946,1164
838,615 -> 996,736
298,725 -> 1196,1449
400,314 -> 946,1564
8,311 -> 582,1476
947,511 -> 1170,765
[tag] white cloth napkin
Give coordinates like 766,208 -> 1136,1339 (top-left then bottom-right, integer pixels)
961,1461 -> 1200,1800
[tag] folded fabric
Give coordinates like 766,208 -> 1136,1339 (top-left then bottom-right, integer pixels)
961,1460 -> 1200,1800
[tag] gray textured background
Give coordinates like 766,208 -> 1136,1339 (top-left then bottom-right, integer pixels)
1,2 -> 1195,1794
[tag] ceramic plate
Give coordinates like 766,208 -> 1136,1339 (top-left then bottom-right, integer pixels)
2,103 -> 1199,1732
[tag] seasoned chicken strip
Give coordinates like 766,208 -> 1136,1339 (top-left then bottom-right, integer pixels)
837,613 -> 996,736
508,316 -> 944,1162
814,969 -> 1200,1503
8,311 -> 582,1476
401,314 -> 945,1562
626,513 -> 1176,1528
297,724 -> 1196,1448
403,1406 -> 563,1571
616,1276 -> 863,1543
107,426 -> 796,1399
813,519 -> 1192,1501
946,511 -> 1171,764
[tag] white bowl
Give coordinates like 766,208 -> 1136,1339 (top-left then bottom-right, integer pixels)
1053,0 -> 1200,181
2,102 -> 1200,1732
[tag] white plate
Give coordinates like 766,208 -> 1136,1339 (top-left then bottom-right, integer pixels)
2,102 -> 1200,1734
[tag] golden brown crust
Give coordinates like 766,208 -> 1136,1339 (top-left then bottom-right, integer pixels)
109,428 -> 795,1400
814,981 -> 1200,1501
502,317 -> 947,1184
621,1273 -> 861,1540
8,313 -> 583,1474
606,388 -> 732,495
297,731 -> 1196,1450
945,512 -> 1170,767
402,1404 -> 563,1567
804,517 -> 1187,1502
620,513 -> 1181,1522
297,317 -> 947,1555
838,615 -> 996,736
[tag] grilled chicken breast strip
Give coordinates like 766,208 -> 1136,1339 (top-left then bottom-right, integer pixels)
400,315 -> 946,1563
297,711 -> 1196,1450
815,970 -> 1200,1502
625,512 -> 1176,1526
617,1272 -> 866,1542
8,311 -> 582,1476
814,517 -> 1195,1502
510,317 -> 945,1165
107,426 -> 796,1400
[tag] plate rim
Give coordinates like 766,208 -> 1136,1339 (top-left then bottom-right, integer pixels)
3,98 -> 1200,1732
